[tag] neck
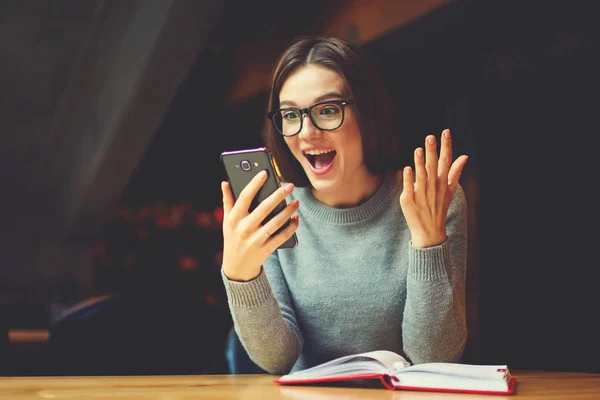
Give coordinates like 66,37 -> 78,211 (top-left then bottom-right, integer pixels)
312,172 -> 383,208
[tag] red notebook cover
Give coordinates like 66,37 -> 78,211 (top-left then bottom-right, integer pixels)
274,373 -> 517,395
381,374 -> 517,395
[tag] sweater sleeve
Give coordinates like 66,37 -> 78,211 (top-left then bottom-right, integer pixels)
402,184 -> 468,364
221,253 -> 303,374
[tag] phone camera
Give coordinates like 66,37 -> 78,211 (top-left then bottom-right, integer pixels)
240,160 -> 252,171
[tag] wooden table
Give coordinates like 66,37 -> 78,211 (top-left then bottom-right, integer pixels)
0,370 -> 599,399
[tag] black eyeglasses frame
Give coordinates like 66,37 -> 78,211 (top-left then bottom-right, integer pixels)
266,99 -> 354,137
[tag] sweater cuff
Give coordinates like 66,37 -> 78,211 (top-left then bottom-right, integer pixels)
221,268 -> 274,308
408,240 -> 452,281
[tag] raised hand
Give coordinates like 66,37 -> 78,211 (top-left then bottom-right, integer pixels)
221,171 -> 300,281
398,129 -> 468,248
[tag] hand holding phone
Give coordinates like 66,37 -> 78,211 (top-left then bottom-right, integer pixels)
220,147 -> 299,281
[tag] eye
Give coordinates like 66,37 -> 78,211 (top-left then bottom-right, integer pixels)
282,110 -> 300,121
318,105 -> 341,117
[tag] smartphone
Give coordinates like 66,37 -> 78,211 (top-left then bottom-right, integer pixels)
220,147 -> 298,249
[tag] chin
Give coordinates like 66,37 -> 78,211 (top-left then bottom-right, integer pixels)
307,176 -> 339,193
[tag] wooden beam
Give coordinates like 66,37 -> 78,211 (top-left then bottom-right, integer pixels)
227,0 -> 453,104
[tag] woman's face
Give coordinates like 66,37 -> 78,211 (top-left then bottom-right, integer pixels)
279,65 -> 377,207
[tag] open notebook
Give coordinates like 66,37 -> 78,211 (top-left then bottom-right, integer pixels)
275,350 -> 516,395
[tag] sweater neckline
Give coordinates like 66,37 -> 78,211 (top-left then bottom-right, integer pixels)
292,172 -> 398,224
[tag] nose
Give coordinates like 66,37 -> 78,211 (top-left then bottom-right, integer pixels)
298,113 -> 321,140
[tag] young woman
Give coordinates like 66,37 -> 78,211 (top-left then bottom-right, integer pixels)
220,36 -> 469,374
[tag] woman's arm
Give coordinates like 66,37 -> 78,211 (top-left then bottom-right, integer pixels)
402,184 -> 468,363
221,253 -> 303,374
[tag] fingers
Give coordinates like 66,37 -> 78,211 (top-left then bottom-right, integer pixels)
436,129 -> 453,206
413,134 -> 438,201
424,135 -> 439,200
272,214 -> 300,249
407,129 -> 467,203
221,181 -> 234,219
261,201 -> 300,246
249,182 -> 296,227
448,155 -> 469,188
414,146 -> 426,193
438,129 -> 452,180
227,170 -> 269,221
442,129 -> 467,190
223,169 -> 299,249
400,166 -> 415,204
444,154 -> 468,210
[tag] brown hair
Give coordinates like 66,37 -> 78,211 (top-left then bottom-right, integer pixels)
263,36 -> 399,186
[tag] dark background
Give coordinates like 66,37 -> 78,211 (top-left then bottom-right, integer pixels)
1,0 -> 598,375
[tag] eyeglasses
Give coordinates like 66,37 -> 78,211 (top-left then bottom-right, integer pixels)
267,99 -> 354,137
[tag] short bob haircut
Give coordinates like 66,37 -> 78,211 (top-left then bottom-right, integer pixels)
263,36 -> 399,187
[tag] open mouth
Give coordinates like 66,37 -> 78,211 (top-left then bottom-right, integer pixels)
303,149 -> 337,171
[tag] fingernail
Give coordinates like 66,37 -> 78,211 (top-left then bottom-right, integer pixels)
444,129 -> 451,138
427,136 -> 435,145
416,148 -> 423,157
283,183 -> 294,192
258,170 -> 268,178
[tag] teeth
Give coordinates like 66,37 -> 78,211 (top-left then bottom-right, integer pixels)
303,149 -> 334,156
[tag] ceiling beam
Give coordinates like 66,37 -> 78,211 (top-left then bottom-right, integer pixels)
227,0 -> 453,105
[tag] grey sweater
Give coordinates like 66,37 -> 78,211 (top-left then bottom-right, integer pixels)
222,172 -> 468,374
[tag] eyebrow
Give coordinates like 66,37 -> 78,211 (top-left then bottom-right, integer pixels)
279,92 -> 345,108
